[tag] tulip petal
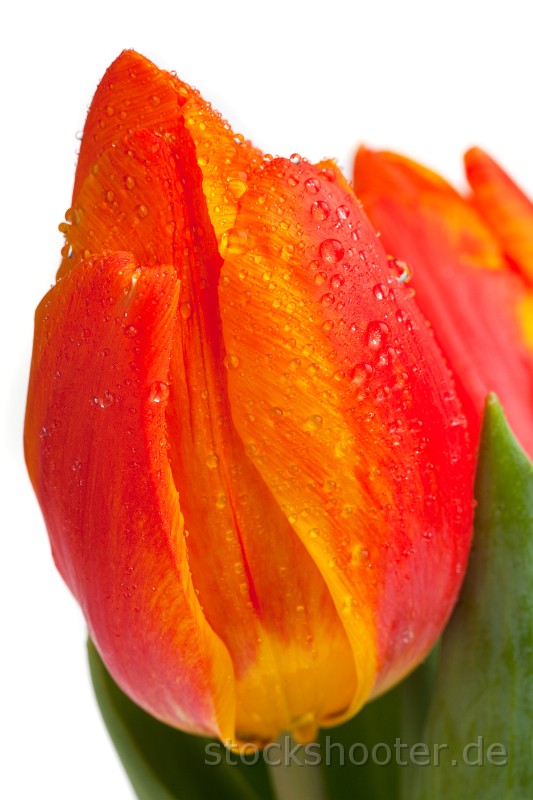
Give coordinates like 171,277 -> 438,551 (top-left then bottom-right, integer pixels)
62,125 -> 194,271
73,50 -> 192,198
354,147 -> 533,458
465,146 -> 533,283
159,121 -> 356,746
67,49 -> 261,273
219,158 -> 474,711
24,252 -> 235,740
54,88 -> 357,743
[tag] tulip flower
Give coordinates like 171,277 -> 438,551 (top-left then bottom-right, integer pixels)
25,50 -> 474,748
354,147 -> 533,458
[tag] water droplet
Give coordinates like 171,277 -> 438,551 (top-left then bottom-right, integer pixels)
373,283 -> 389,300
304,177 -> 321,194
136,204 -> 148,219
366,321 -> 390,350
290,153 -> 302,164
124,325 -> 137,337
221,228 -> 248,255
206,453 -> 219,469
224,353 -> 240,369
216,494 -> 227,510
177,300 -> 192,320
401,629 -> 414,645
280,243 -> 294,261
335,441 -> 347,458
351,363 -> 373,387
314,271 -> 327,286
319,239 -> 344,263
71,460 -> 82,471
96,391 -> 114,409
321,292 -> 335,306
320,167 -> 336,181
149,381 -> 169,403
151,94 -> 161,107
303,414 -> 323,432
238,268 -> 248,280
124,176 -> 135,190
64,207 -> 76,224
331,273 -> 345,289
336,205 -> 350,220
311,201 -> 330,221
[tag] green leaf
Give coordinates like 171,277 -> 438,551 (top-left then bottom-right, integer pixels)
88,640 -> 273,800
408,394 -> 533,800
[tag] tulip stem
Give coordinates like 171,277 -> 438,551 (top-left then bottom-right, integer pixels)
267,735 -> 328,800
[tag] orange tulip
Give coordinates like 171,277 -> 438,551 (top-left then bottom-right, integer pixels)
354,146 -> 533,458
25,51 -> 473,747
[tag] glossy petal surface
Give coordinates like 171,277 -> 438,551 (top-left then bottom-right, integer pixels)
27,52 -> 477,747
44,56 -> 356,744
63,48 -> 262,279
354,147 -> 533,458
219,158 -> 474,706
25,252 -> 235,740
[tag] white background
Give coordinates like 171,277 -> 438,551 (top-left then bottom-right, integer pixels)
2,1 -> 533,797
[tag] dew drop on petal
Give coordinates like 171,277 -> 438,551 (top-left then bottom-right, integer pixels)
96,391 -> 114,409
351,363 -> 373,386
206,453 -> 219,469
303,414 -> 323,432
224,353 -> 240,369
366,321 -> 390,350
319,239 -> 344,263
331,273 -> 345,289
373,283 -> 389,300
311,201 -> 330,221
304,178 -> 321,194
149,382 -> 170,403
179,301 -> 192,319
